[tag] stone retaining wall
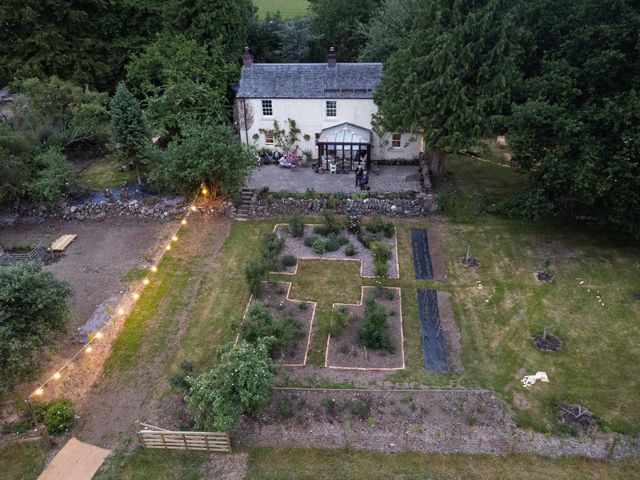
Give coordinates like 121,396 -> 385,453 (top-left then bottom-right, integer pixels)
243,195 -> 438,218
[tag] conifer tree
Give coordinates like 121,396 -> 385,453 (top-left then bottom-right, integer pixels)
374,0 -> 522,176
110,82 -> 148,184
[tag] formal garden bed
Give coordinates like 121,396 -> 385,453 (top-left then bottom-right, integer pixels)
237,281 -> 315,367
271,213 -> 399,278
325,286 -> 404,370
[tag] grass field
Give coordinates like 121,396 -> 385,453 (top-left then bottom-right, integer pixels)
77,154 -> 136,190
246,447 -> 640,480
253,0 -> 309,19
0,442 -> 47,480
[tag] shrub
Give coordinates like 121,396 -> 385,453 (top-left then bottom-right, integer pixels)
322,398 -> 338,417
382,222 -> 395,238
240,302 -> 303,355
331,306 -> 354,336
366,216 -> 394,237
346,215 -> 361,234
304,235 -> 319,247
374,260 -> 389,279
298,302 -> 308,311
170,361 -> 194,390
313,225 -> 330,236
282,255 -> 297,268
0,263 -> 72,391
324,235 -> 341,252
289,212 -> 305,238
187,339 -> 275,431
322,210 -> 341,234
35,399 -> 75,434
357,232 -> 376,249
245,258 -> 269,295
312,238 -> 327,254
371,242 -> 392,263
345,243 -> 357,256
261,233 -> 284,260
358,296 -> 394,351
338,235 -> 349,246
347,397 -> 372,420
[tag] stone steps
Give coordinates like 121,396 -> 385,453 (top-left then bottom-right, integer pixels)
234,189 -> 255,218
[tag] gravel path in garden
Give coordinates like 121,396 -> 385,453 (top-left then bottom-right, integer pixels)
274,224 -> 398,278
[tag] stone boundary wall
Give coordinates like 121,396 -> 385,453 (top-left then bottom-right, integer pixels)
1,194 -> 438,226
243,195 -> 438,218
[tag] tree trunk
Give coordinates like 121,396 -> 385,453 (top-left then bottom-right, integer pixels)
429,149 -> 445,177
135,161 -> 142,185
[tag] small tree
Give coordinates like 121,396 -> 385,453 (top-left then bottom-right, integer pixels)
260,119 -> 300,153
27,147 -> 75,206
110,82 -> 149,184
186,339 -> 275,431
0,263 -> 72,393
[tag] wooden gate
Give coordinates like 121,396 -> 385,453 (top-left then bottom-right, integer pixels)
136,423 -> 231,452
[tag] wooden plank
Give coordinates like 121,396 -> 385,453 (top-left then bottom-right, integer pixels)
50,235 -> 77,252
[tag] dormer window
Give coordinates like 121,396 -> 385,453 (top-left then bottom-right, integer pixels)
262,99 -> 273,116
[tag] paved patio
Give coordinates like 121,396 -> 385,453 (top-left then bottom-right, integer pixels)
246,164 -> 421,193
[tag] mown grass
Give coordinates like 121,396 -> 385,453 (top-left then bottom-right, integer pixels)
0,442 -> 47,480
246,447 -> 640,480
94,447 -> 208,480
253,0 -> 309,19
77,154 -> 136,190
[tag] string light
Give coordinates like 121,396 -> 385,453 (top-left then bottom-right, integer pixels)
26,183 -> 205,401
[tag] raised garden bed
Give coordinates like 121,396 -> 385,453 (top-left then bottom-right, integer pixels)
272,224 -> 399,278
238,282 -> 316,367
325,287 -> 404,370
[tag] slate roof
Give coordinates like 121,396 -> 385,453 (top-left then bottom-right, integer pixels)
237,63 -> 383,99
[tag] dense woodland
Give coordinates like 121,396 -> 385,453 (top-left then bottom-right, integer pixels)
0,0 -> 638,237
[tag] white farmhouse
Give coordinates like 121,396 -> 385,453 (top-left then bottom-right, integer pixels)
235,48 -> 420,172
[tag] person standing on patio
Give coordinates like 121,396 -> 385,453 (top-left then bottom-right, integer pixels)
355,165 -> 363,187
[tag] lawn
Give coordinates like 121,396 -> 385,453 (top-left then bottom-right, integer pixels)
0,442 -> 47,480
77,154 -> 136,190
246,447 -> 640,480
253,0 -> 309,19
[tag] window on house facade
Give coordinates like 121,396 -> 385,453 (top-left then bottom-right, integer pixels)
391,133 -> 402,148
265,131 -> 274,144
262,99 -> 273,116
326,100 -> 337,117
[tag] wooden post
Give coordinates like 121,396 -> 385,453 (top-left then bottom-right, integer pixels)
607,436 -> 618,459
39,424 -> 51,450
25,399 -> 39,432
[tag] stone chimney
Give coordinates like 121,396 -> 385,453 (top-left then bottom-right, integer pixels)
327,47 -> 337,68
242,47 -> 253,68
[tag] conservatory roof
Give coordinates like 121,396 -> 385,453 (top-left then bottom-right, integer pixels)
318,123 -> 372,144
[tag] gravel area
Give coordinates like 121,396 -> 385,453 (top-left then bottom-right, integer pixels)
273,224 -> 398,278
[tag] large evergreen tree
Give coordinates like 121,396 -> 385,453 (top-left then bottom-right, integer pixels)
359,0 -> 416,62
309,0 -> 382,61
374,0 -> 522,176
110,82 -> 149,184
509,0 -> 640,237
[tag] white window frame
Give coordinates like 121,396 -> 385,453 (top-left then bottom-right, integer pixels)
262,99 -> 273,117
391,133 -> 402,148
326,100 -> 337,118
265,131 -> 274,144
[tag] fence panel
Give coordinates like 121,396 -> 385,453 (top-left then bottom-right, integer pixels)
137,429 -> 231,453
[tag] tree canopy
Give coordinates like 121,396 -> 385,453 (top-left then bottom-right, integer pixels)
359,0 -> 416,62
509,0 -> 640,237
0,263 -> 72,393
374,0 -> 522,175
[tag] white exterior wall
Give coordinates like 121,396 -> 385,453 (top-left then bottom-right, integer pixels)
237,98 -> 420,161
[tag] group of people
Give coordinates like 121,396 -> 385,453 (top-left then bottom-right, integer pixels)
355,165 -> 370,190
257,149 -> 299,168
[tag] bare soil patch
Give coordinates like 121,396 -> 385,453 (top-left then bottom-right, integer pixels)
557,404 -> 598,435
535,271 -> 554,283
326,287 -> 404,370
533,332 -> 562,351
234,388 -> 512,453
460,256 -> 480,267
436,292 -> 463,373
427,229 -> 447,280
273,224 -> 399,278
246,282 -> 316,367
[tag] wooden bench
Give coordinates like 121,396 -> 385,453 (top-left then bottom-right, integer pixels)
49,234 -> 77,252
